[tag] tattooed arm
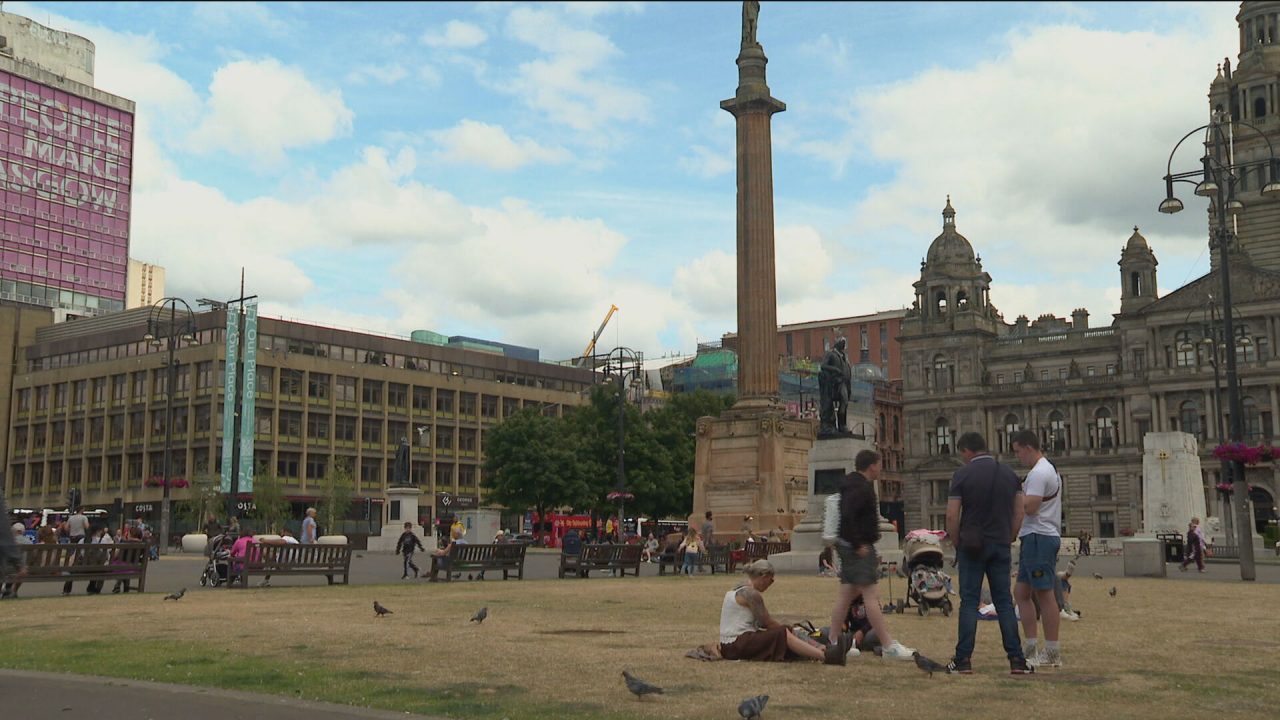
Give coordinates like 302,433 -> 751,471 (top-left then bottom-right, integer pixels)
735,586 -> 780,630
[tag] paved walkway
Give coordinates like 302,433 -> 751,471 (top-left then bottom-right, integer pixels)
0,669 -> 444,719
5,545 -> 1279,599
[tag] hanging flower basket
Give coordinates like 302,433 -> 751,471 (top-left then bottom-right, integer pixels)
606,491 -> 634,502
1213,481 -> 1256,494
144,477 -> 190,489
1212,443 -> 1277,465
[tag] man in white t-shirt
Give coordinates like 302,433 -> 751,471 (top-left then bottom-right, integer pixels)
1010,430 -> 1063,669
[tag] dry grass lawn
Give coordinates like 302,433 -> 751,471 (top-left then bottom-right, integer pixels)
0,573 -> 1275,719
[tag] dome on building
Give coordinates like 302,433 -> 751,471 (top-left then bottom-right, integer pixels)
925,196 -> 976,268
1125,226 -> 1149,251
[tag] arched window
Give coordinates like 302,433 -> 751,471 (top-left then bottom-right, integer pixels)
1048,410 -> 1068,453
1175,330 -> 1195,367
934,417 -> 952,455
1094,407 -> 1115,449
1179,400 -> 1202,440
936,291 -> 948,316
1129,271 -> 1142,297
1236,324 -> 1257,362
1001,413 -> 1020,452
878,412 -> 886,443
1243,396 -> 1262,440
892,415 -> 900,445
1255,96 -> 1267,119
932,354 -> 953,391
956,290 -> 969,311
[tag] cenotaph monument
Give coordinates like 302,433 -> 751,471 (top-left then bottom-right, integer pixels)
1140,432 -> 1207,535
691,2 -> 815,536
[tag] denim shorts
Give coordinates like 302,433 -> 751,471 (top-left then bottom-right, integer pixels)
1017,533 -> 1060,590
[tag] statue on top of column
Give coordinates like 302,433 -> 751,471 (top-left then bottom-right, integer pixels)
742,1 -> 761,48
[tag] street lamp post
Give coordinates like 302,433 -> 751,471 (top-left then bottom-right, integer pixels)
604,347 -> 643,536
1159,110 -> 1280,581
144,298 -> 197,557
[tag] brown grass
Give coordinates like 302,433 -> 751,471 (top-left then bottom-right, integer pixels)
0,573 -> 1275,719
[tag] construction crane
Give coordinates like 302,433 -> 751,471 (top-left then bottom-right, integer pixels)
576,304 -> 618,367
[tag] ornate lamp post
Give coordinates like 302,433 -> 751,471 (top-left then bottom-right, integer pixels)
1159,110 -> 1280,581
144,297 -> 197,556
604,347 -> 643,536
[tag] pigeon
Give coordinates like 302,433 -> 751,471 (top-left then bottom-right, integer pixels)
738,694 -> 769,719
622,670 -> 663,700
1093,573 -> 1104,580
912,651 -> 948,677
1109,586 -> 1117,597
373,601 -> 393,617
163,588 -> 186,601
470,606 -> 488,624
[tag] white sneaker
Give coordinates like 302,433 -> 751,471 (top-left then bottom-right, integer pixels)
846,646 -> 861,659
1059,609 -> 1080,621
1023,641 -> 1039,661
1038,647 -> 1063,668
881,642 -> 915,661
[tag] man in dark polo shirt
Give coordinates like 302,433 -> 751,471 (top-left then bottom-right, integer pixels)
945,432 -> 1033,675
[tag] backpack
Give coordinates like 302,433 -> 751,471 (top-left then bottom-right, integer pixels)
821,493 -> 841,545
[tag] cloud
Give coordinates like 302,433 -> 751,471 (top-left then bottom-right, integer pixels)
421,20 -> 488,48
678,145 -> 733,179
188,59 -> 354,164
190,2 -> 290,36
561,2 -> 645,19
499,6 -> 650,135
429,119 -> 571,170
345,63 -> 409,85
418,64 -> 444,87
829,17 -> 1239,324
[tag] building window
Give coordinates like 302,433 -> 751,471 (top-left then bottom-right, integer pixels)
996,373 -> 1004,385
1175,331 -> 1195,367
335,376 -> 357,402
459,393 -> 478,417
1243,397 -> 1263,440
1097,511 -> 1116,538
1132,348 -> 1146,372
308,373 -> 330,400
1014,371 -> 1023,383
307,414 -> 329,440
934,418 -> 952,455
387,383 -> 408,409
1106,364 -> 1117,375
931,355 -> 953,391
436,391 -> 455,415
305,454 -> 328,481
1095,474 -> 1113,500
1001,413 -> 1020,452
1086,365 -> 1096,377
361,380 -> 383,405
278,411 -> 302,440
481,395 -> 498,419
335,415 -> 356,442
1059,368 -> 1067,379
1258,336 -> 1270,361
1178,400 -> 1202,440
1094,407 -> 1116,448
1047,410 -> 1068,454
892,416 -> 900,445
361,419 -> 382,445
280,369 -> 303,397
932,481 -> 949,504
412,387 -> 432,412
1136,418 -> 1151,439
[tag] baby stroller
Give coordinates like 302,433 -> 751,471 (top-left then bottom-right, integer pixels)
900,530 -> 953,616
199,533 -> 233,587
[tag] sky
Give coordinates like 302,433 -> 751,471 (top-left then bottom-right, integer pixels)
6,1 -> 1242,363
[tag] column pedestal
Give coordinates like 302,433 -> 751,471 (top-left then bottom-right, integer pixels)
367,486 -> 424,552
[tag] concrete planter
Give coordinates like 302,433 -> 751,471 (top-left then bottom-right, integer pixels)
181,533 -> 208,553
317,535 -> 348,545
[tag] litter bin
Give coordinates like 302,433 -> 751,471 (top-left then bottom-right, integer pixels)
1156,533 -> 1183,563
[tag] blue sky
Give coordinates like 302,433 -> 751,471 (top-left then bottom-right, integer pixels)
8,1 -> 1238,361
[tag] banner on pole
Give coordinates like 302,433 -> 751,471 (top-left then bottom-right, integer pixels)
239,301 -> 258,494
220,308 -> 239,494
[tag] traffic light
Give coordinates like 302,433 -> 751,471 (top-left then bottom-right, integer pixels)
363,497 -> 372,520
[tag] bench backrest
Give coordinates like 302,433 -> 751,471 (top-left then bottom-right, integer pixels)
246,543 -> 351,568
450,543 -> 526,562
580,543 -> 642,564
21,542 -> 149,576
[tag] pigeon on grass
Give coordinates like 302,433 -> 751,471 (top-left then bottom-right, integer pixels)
622,670 -> 663,700
373,601 -> 393,617
912,651 -> 948,677
470,606 -> 488,624
163,588 -> 186,601
738,694 -> 769,719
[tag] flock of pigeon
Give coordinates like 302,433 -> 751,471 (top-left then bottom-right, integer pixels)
154,569 -> 1121,717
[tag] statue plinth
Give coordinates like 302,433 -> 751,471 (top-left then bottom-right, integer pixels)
366,486 -> 423,552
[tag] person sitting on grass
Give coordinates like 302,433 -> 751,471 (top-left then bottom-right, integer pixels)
719,560 -> 851,664
818,545 -> 836,577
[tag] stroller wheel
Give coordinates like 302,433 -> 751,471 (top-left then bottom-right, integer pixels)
943,598 -> 953,616
200,574 -> 208,587
918,604 -> 927,616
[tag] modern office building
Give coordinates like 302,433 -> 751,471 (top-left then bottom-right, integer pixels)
3,306 -> 598,539
0,9 -> 135,318
125,259 -> 164,309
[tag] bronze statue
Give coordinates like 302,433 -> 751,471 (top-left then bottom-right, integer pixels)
818,337 -> 852,436
742,1 -> 760,48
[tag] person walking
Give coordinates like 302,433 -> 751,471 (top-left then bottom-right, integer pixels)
300,508 -> 318,544
945,431 -> 1034,675
701,511 -> 716,547
826,449 -> 915,661
395,522 -> 425,579
1010,430 -> 1063,668
1180,517 -> 1208,573
679,528 -> 702,576
2,509 -> 29,599
61,506 -> 91,596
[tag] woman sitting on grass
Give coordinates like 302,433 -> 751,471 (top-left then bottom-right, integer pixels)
719,560 -> 851,664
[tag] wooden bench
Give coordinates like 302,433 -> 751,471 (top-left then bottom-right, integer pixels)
236,543 -> 352,587
658,544 -> 733,575
744,541 -> 791,561
428,543 -> 527,582
17,542 -> 149,593
559,543 -> 643,578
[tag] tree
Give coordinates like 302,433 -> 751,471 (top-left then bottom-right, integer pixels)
318,457 -> 355,537
249,472 -> 291,535
177,470 -> 225,535
482,408 -> 589,543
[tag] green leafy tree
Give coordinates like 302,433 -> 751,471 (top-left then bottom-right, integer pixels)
318,457 -> 355,537
482,408 -> 589,543
249,472 -> 291,535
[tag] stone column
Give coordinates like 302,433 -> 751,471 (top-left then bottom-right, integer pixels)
722,40 -> 785,408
